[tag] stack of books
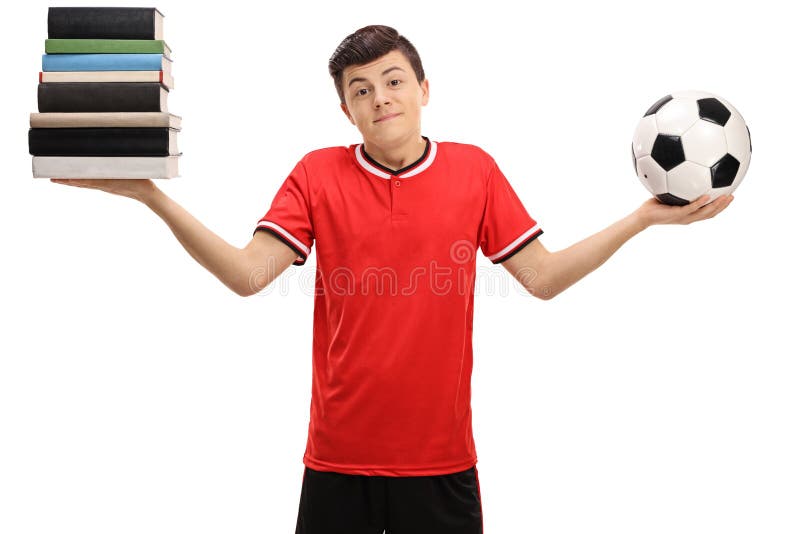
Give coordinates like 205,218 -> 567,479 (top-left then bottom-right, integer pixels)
30,7 -> 181,179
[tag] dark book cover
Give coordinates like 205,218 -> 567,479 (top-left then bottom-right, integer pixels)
29,128 -> 176,156
48,7 -> 164,40
38,83 -> 166,113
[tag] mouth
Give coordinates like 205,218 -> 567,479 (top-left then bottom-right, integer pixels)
374,113 -> 401,123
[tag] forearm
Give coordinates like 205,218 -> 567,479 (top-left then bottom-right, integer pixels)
139,185 -> 248,295
544,211 -> 648,299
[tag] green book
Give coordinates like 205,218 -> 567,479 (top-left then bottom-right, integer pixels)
45,39 -> 172,58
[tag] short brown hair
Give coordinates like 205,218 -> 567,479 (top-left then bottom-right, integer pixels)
328,25 -> 425,105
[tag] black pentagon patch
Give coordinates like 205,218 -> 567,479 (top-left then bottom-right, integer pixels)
746,125 -> 752,152
697,98 -> 731,126
651,134 -> 685,172
644,95 -> 673,117
711,153 -> 740,188
656,193 -> 690,206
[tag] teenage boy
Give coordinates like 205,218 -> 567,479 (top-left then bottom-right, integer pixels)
50,24 -> 733,534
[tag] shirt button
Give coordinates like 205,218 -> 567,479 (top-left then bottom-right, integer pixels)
395,180 -> 401,187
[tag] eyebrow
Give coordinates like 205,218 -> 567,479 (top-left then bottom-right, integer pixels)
347,66 -> 406,88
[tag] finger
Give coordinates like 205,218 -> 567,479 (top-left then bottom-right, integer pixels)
51,178 -> 92,188
702,195 -> 726,211
689,195 -> 732,221
712,195 -> 734,216
709,194 -> 732,213
51,178 -> 81,185
700,194 -> 727,211
684,194 -> 711,213
698,201 -> 724,220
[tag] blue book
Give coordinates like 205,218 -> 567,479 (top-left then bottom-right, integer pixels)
41,53 -> 170,72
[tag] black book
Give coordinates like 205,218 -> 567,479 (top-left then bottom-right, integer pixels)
28,128 -> 179,156
38,83 -> 168,113
48,7 -> 165,40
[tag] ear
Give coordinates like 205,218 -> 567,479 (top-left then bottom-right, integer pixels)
340,102 -> 355,125
420,78 -> 430,106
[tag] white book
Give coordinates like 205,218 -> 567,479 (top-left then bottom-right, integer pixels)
30,112 -> 182,129
40,70 -> 175,89
33,156 -> 180,179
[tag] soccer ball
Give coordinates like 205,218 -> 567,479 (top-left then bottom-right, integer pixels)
631,91 -> 752,206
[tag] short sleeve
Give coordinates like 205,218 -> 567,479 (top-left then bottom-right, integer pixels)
253,160 -> 314,266
479,158 -> 543,264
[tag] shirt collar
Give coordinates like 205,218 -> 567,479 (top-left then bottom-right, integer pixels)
355,136 -> 438,179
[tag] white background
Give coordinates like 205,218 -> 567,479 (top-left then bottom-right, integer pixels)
2,0 -> 798,533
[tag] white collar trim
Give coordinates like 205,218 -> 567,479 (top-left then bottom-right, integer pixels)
355,141 -> 438,179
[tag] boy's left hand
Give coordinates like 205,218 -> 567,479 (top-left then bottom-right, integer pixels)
636,194 -> 734,228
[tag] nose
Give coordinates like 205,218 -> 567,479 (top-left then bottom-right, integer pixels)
372,87 -> 390,108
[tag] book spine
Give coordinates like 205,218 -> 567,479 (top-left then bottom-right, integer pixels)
38,71 -> 167,86
30,112 -> 179,129
38,83 -> 165,112
47,7 -> 157,39
45,39 -> 167,55
33,156 -> 179,179
29,128 -> 171,156
42,53 -> 166,72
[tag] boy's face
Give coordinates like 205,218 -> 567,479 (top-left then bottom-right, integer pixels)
340,50 -> 429,147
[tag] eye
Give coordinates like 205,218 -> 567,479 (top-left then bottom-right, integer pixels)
356,88 -> 368,97
390,79 -> 401,86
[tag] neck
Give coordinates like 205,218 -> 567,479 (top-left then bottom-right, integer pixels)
363,133 -> 427,172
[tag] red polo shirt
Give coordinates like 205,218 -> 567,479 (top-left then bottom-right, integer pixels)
254,137 -> 542,476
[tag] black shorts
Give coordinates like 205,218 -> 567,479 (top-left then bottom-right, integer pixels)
295,465 -> 483,534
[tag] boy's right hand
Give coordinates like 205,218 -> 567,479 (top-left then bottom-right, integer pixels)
50,178 -> 157,203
